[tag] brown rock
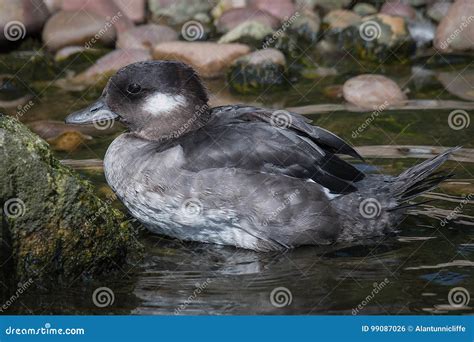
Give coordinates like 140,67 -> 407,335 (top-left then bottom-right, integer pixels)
42,10 -> 117,51
117,24 -> 178,50
114,0 -> 146,23
216,7 -> 280,33
434,0 -> 474,52
323,10 -> 361,30
153,41 -> 251,78
343,74 -> 407,109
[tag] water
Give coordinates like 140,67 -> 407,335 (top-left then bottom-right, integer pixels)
1,48 -> 473,315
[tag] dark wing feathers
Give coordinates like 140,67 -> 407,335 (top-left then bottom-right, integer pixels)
178,105 -> 364,194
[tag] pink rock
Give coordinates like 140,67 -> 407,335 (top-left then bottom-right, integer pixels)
343,74 -> 407,109
381,0 -> 416,20
0,0 -> 50,42
216,7 -> 280,33
323,10 -> 361,30
116,24 -> 178,50
153,41 -> 251,78
435,0 -> 474,52
114,0 -> 145,23
248,0 -> 295,21
77,49 -> 152,81
62,0 -> 133,32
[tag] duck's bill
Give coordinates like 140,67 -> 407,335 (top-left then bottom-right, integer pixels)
65,98 -> 119,125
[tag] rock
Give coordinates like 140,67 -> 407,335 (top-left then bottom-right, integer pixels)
61,0 -> 134,33
117,24 -> 178,50
353,3 -> 377,17
148,0 -> 214,25
114,0 -> 146,23
323,10 -> 361,31
211,0 -> 246,20
42,10 -> 117,51
74,49 -> 152,84
381,0 -> 416,20
438,70 -> 474,101
434,0 -> 474,52
54,46 -> 89,61
218,20 -> 273,47
287,10 -> 319,44
43,0 -> 63,13
408,19 -> 436,48
348,14 -> 415,63
248,0 -> 296,21
296,0 -> 352,11
227,48 -> 287,94
0,115 -> 135,281
0,0 -> 50,44
343,74 -> 407,109
427,1 -> 451,23
153,41 -> 251,78
216,7 -> 280,33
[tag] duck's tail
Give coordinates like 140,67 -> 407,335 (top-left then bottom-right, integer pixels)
388,147 -> 459,208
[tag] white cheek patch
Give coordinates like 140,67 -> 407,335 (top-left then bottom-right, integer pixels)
142,92 -> 186,116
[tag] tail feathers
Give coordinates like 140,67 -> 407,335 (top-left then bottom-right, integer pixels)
391,147 -> 460,202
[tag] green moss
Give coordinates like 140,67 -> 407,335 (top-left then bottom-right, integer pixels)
0,115 -> 136,282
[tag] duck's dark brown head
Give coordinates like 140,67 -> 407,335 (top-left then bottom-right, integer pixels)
65,60 -> 210,141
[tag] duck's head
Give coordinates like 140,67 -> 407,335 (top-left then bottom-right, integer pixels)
65,60 -> 210,141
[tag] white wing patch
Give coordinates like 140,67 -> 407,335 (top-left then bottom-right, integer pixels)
142,92 -> 186,116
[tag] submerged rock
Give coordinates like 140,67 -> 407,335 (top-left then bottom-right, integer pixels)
0,115 -> 135,282
248,0 -> 296,21
323,10 -> 361,31
427,1 -> 451,23
434,0 -> 474,52
437,70 -> 474,101
148,0 -> 215,25
116,24 -> 178,51
227,48 -> 287,94
380,0 -> 416,20
153,41 -> 250,78
353,3 -> 377,17
42,10 -> 117,51
343,74 -> 407,109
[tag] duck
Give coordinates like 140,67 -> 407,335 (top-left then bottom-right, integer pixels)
65,60 -> 457,252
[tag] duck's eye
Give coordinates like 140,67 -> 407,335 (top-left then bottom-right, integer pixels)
127,83 -> 142,94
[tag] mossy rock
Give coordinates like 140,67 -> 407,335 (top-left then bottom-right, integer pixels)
0,115 -> 136,283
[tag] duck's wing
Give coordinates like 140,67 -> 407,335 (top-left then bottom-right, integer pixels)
174,105 -> 364,195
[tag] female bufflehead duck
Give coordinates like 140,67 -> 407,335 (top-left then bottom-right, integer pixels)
66,60 -> 456,252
